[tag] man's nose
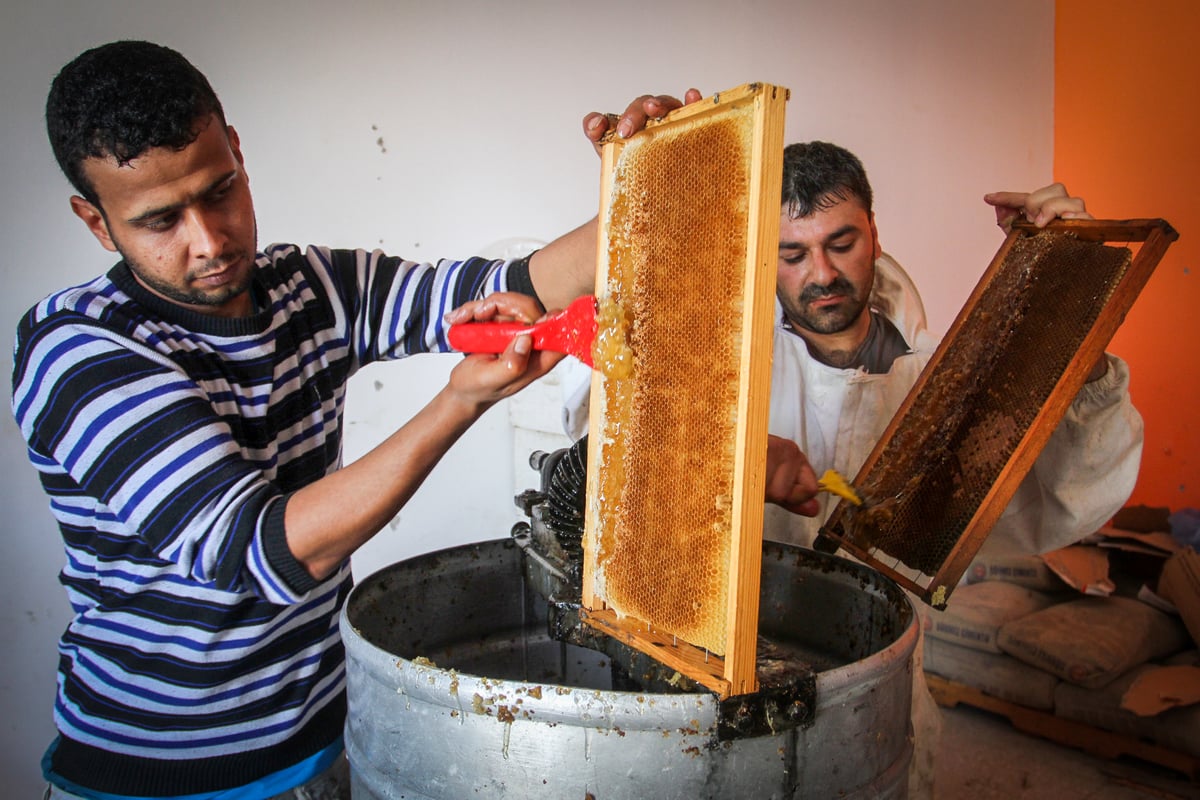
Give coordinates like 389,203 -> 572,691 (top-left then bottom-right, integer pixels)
807,248 -> 839,285
183,206 -> 228,260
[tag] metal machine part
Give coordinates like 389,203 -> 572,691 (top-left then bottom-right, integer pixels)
342,537 -> 916,799
338,441 -> 917,798
511,437 -> 588,596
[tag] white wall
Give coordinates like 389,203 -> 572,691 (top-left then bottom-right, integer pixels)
0,0 -> 1053,791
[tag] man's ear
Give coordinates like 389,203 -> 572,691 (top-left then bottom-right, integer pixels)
227,125 -> 245,167
69,196 -> 117,252
869,213 -> 882,260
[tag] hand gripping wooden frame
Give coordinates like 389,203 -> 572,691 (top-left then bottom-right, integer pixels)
816,218 -> 1178,608
580,83 -> 789,698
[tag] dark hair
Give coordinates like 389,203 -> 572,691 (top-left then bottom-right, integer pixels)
780,141 -> 873,220
45,40 -> 226,206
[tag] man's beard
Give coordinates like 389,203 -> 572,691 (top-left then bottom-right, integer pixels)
106,217 -> 257,309
124,253 -> 254,308
784,276 -> 868,335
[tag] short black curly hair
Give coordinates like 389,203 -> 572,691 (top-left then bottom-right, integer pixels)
780,141 -> 874,220
45,40 -> 226,207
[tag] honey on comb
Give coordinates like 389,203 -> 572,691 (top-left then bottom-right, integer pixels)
592,109 -> 752,654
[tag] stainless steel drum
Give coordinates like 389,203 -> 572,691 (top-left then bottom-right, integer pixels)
341,538 -> 916,799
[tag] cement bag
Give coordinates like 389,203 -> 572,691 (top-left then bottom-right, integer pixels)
923,580 -> 1060,654
997,596 -> 1189,689
965,553 -> 1064,591
923,636 -> 1059,710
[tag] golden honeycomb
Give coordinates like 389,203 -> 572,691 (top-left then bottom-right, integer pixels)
588,105 -> 754,655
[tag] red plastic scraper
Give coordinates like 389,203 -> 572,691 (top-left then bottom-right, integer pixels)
448,294 -> 598,367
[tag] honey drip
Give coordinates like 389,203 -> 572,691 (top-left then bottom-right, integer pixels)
592,296 -> 633,379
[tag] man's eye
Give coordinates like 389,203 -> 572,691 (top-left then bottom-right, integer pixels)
210,177 -> 239,202
144,215 -> 178,231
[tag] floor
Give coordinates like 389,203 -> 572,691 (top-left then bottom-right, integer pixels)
935,703 -> 1198,800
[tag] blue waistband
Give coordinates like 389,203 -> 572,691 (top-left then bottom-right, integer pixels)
44,736 -> 344,800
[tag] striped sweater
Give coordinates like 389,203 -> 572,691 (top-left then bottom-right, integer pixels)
11,244 -> 526,796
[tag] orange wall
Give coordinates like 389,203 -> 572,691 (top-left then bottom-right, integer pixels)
1055,0 -> 1199,510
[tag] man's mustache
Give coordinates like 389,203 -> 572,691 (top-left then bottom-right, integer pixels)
800,277 -> 855,303
193,252 -> 248,279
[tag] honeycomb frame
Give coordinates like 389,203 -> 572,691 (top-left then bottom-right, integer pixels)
817,218 -> 1178,608
580,83 -> 789,698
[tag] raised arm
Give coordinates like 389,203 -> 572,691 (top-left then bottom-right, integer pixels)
284,292 -> 561,579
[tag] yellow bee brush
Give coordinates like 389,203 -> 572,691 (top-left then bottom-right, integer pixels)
818,469 -> 862,506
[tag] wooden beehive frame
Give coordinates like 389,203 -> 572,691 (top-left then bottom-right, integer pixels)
818,218 -> 1178,607
580,83 -> 788,698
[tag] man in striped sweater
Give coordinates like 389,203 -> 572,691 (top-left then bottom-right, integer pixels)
13,40 -> 630,800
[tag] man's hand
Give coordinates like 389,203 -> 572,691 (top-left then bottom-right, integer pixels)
444,293 -> 565,408
984,182 -> 1093,233
765,434 -> 821,517
581,89 -> 704,153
